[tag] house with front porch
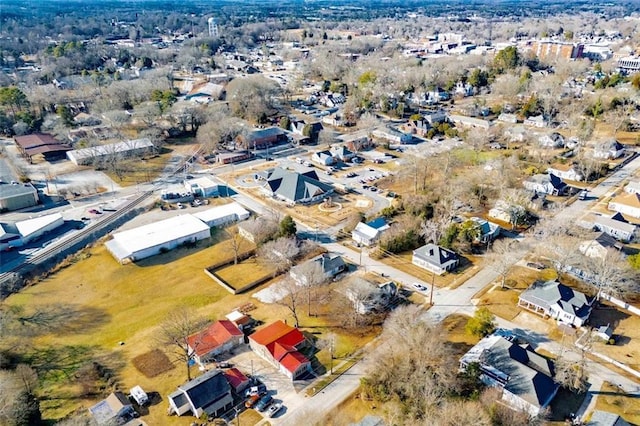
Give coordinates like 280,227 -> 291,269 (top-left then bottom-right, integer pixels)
518,280 -> 594,327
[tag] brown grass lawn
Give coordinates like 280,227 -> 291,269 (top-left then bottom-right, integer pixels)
592,382 -> 640,425
321,388 -> 379,426
479,266 -> 557,321
215,257 -> 276,289
3,237 -> 287,424
590,304 -> 640,369
4,234 -> 380,423
376,251 -> 482,288
238,408 -> 263,425
442,314 -> 479,357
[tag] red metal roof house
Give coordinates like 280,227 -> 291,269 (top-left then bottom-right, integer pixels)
187,320 -> 244,367
248,320 -> 311,380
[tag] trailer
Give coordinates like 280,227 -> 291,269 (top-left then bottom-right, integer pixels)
130,385 -> 148,406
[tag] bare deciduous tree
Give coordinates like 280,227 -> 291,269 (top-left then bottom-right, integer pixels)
157,308 -> 209,380
258,236 -> 300,275
275,277 -> 304,328
487,239 -> 526,288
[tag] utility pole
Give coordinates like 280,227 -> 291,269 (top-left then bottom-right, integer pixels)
429,273 -> 435,306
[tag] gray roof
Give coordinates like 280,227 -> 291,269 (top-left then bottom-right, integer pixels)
171,369 -> 232,416
413,243 -> 459,269
519,280 -> 593,320
89,392 -> 133,425
0,183 -> 37,200
461,335 -> 559,410
593,214 -> 636,235
266,167 -> 333,203
589,410 -> 630,426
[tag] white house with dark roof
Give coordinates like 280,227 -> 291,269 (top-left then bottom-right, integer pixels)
168,369 -> 233,418
290,253 -> 346,285
523,174 -> 568,196
608,192 -> 640,218
538,132 -> 565,148
352,218 -> 390,246
412,243 -> 459,275
518,280 -> 594,327
593,140 -> 625,160
546,163 -> 584,182
579,232 -> 623,260
592,213 -> 636,242
459,334 -> 559,417
311,150 -> 335,166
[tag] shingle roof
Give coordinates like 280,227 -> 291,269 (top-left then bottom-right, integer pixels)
266,167 -> 333,203
519,280 -> 593,320
611,192 -> 640,209
412,243 -> 459,269
279,351 -> 309,374
178,369 -> 232,415
461,335 -> 559,410
223,368 -> 249,390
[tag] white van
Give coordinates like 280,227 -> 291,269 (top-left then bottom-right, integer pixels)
130,385 -> 149,406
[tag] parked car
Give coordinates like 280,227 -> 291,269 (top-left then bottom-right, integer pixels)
303,161 -> 312,167
245,394 -> 261,408
255,394 -> 273,412
412,283 -> 427,292
216,361 -> 231,368
266,402 -> 283,418
245,383 -> 267,397
88,209 -> 102,214
526,262 -> 545,270
177,203 -> 186,209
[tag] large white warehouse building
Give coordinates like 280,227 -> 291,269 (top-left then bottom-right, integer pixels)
106,214 -> 211,263
192,202 -> 250,227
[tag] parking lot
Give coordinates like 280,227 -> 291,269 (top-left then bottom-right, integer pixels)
219,346 -> 310,423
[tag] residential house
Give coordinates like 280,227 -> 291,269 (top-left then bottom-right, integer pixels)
468,217 -> 501,244
346,280 -> 398,314
524,115 -> 549,128
518,280 -> 594,327
488,201 -> 513,224
593,140 -> 625,160
89,392 -> 138,425
352,218 -> 390,246
371,127 -> 413,144
186,320 -> 244,367
403,118 -> 431,137
223,368 -> 251,394
412,243 -> 459,275
185,82 -> 224,102
330,145 -> 355,162
624,180 -> 640,195
579,232 -> 623,260
588,410 -> 631,426
454,81 -> 474,97
538,132 -> 565,148
262,167 -> 333,205
311,150 -> 335,166
290,253 -> 346,285
291,120 -> 323,137
592,213 -> 636,242
459,334 -> 559,417
546,163 -> 584,182
448,114 -> 492,130
608,192 -> 640,218
497,113 -> 518,123
423,110 -> 447,125
523,173 -> 568,196
338,130 -> 374,152
249,320 -> 312,380
168,369 -> 233,418
505,126 -> 527,143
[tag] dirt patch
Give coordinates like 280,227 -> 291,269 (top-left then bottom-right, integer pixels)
132,349 -> 175,378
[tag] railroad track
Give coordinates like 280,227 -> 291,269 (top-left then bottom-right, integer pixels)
0,145 -> 203,286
